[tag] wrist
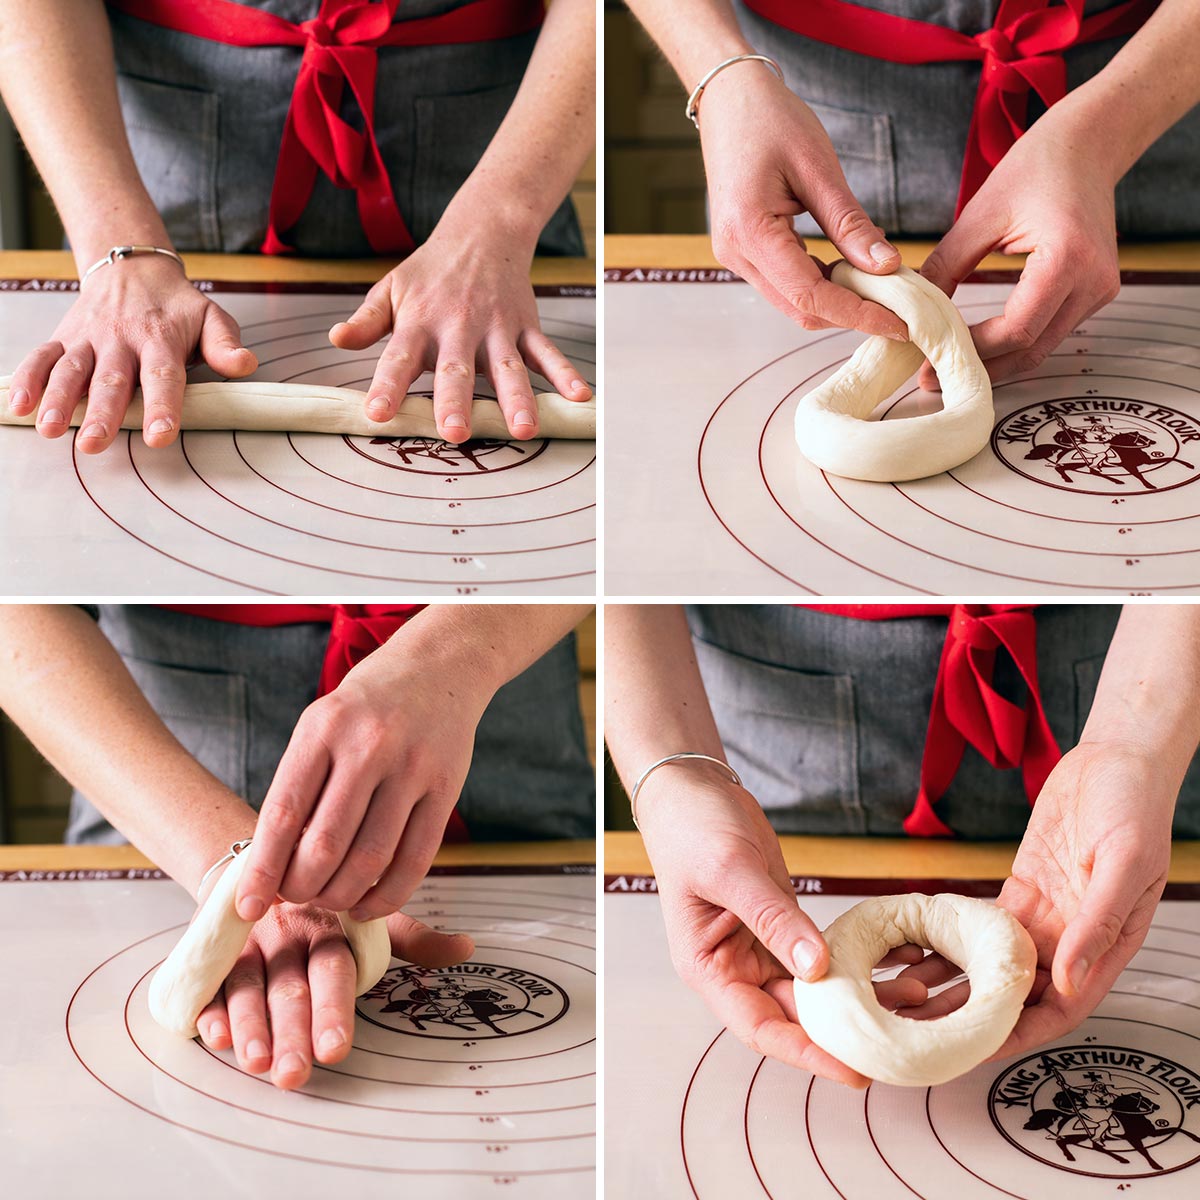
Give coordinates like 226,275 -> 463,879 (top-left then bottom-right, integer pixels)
436,190 -> 542,257
1042,86 -> 1144,189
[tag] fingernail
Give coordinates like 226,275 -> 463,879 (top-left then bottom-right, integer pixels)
278,1052 -> 307,1078
208,1019 -> 228,1043
40,409 -> 64,426
443,413 -> 467,430
1068,957 -> 1090,994
349,906 -> 371,923
793,940 -> 820,980
238,895 -> 267,921
367,397 -> 392,420
79,422 -> 107,440
318,1028 -> 346,1058
513,409 -> 536,428
148,417 -> 174,435
9,387 -> 28,410
870,240 -> 899,265
571,379 -> 588,393
247,1039 -> 270,1062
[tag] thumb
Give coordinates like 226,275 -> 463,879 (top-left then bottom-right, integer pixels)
329,282 -> 394,350
920,206 -> 1002,298
387,912 -> 476,968
1052,856 -> 1132,998
199,306 -> 257,377
725,863 -> 829,981
805,175 -> 900,276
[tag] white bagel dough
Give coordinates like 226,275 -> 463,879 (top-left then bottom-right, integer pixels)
792,893 -> 1036,1087
0,376 -> 596,441
793,263 -> 993,481
149,850 -> 392,1039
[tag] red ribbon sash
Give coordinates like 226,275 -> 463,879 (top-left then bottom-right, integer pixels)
163,602 -> 470,840
742,0 -> 1159,215
109,0 -> 546,254
806,603 -> 1061,836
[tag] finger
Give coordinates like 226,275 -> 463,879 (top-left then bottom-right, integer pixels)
516,328 -> 592,401
748,223 -> 907,338
279,761 -> 377,905
484,336 -> 539,439
920,204 -> 1005,298
363,328 -> 429,422
802,172 -> 901,276
137,342 -> 188,447
876,943 -> 925,969
198,305 -> 258,379
736,258 -> 837,333
238,735 -> 331,921
963,248 -> 1074,366
223,941 -> 272,1074
196,989 -> 232,1051
38,343 -> 94,437
896,952 -> 963,990
724,977 -> 868,1085
75,353 -> 136,454
265,936 -> 313,1090
433,338 -> 478,443
329,278 -> 393,350
348,794 -> 450,921
308,923 -> 358,1065
719,863 -> 829,982
8,340 -> 64,416
897,977 -> 972,1021
386,911 -> 476,967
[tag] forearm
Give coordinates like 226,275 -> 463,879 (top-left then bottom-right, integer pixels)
0,606 -> 255,894
440,0 -> 595,248
624,0 -> 754,91
1079,603 -> 1200,790
1053,0 -> 1200,185
359,603 -> 593,704
604,605 -> 728,790
0,1 -> 169,266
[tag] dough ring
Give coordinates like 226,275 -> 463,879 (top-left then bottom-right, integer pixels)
148,844 -> 392,1039
0,377 -> 596,441
793,263 -> 994,482
792,893 -> 1036,1087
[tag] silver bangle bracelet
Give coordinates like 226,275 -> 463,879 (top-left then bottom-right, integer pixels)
685,53 -> 785,129
198,838 -> 253,895
628,753 -> 743,830
80,244 -> 186,288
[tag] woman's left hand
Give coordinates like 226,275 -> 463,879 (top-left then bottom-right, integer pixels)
327,215 -> 592,443
919,99 -> 1122,389
894,739 -> 1172,1056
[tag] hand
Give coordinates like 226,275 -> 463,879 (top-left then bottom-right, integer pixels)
328,215 -> 592,443
7,254 -> 257,453
696,67 -> 907,340
235,647 -> 492,925
196,899 -> 474,1090
892,740 -> 1171,1059
920,101 -> 1122,388
640,760 -> 929,1085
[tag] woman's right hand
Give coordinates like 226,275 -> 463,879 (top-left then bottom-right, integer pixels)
6,254 -> 257,454
638,759 -> 927,1085
697,66 -> 908,339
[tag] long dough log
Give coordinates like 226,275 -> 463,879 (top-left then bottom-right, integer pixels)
0,377 -> 596,441
793,893 -> 1036,1087
793,264 -> 993,481
148,849 -> 392,1039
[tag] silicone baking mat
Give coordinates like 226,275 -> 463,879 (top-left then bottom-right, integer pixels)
604,873 -> 1200,1197
0,280 -> 595,595
0,864 -> 595,1197
605,269 -> 1200,595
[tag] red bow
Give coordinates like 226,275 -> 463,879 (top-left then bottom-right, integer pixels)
906,604 -> 1061,837
742,0 -> 1159,215
111,0 -> 546,254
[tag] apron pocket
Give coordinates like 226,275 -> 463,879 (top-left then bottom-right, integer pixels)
793,100 -> 899,236
116,73 -> 221,251
694,637 -> 863,835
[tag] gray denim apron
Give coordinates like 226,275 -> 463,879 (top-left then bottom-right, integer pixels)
106,1 -> 584,256
735,0 -> 1200,237
66,606 -> 594,844
687,604 -> 1200,840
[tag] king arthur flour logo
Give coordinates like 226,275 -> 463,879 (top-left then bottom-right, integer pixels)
348,435 -> 546,474
989,1045 -> 1200,1178
357,962 -> 568,1039
992,399 -> 1200,494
